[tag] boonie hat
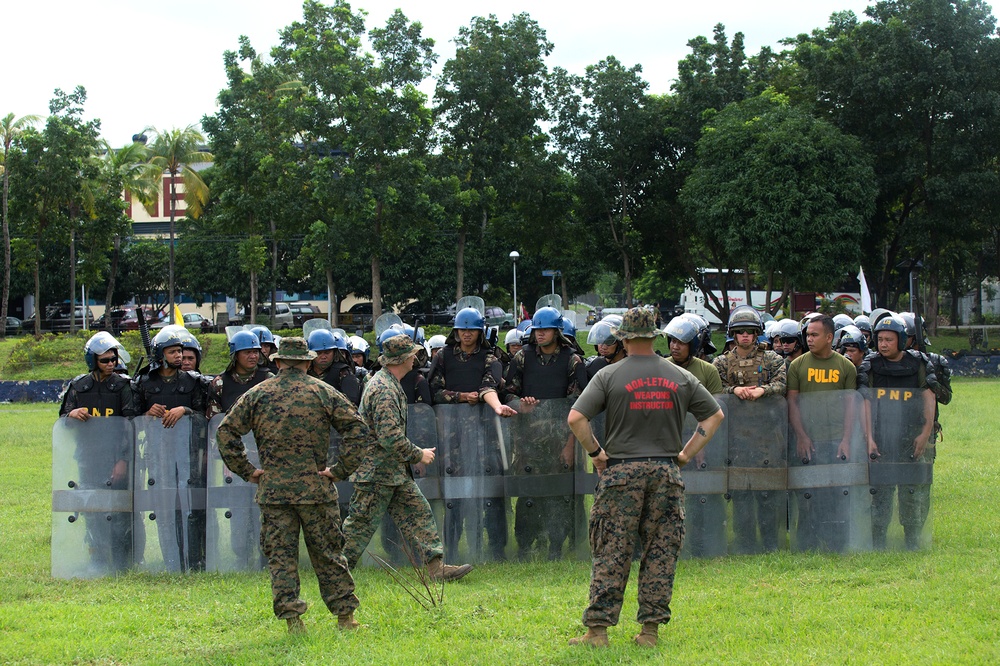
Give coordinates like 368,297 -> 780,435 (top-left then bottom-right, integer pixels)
270,337 -> 316,362
613,307 -> 660,339
378,335 -> 422,366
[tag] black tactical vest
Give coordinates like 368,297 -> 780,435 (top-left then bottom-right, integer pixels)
67,373 -> 130,417
136,370 -> 200,410
522,344 -> 572,399
869,352 -> 922,388
320,362 -> 361,405
441,346 -> 489,392
219,368 -> 272,413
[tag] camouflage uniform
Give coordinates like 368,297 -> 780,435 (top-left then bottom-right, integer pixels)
340,365 -> 445,568
712,344 -> 787,553
505,344 -> 587,559
217,342 -> 365,622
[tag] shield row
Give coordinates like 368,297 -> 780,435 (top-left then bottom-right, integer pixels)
52,390 -> 933,577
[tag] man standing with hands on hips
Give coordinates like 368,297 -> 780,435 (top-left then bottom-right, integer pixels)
566,308 -> 724,648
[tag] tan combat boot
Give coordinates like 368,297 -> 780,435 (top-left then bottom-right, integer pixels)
634,622 -> 658,647
286,616 -> 306,634
427,556 -> 473,582
338,612 -> 361,630
568,626 -> 609,647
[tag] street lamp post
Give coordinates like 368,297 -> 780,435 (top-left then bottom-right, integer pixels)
510,251 -> 520,324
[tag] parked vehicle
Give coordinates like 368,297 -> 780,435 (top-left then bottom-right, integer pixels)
289,302 -> 322,328
5,316 -> 22,336
485,306 -> 515,329
36,304 -> 95,332
339,301 -> 390,329
229,303 -> 294,330
398,301 -> 455,326
118,307 -> 164,332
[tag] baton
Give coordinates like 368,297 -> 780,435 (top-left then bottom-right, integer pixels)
494,414 -> 510,471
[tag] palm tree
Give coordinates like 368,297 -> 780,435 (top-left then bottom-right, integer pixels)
92,139 -> 157,322
1,113 -> 43,338
145,125 -> 213,323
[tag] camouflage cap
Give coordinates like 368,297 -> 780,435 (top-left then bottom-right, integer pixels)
269,336 -> 316,362
613,307 -> 660,339
378,334 -> 422,366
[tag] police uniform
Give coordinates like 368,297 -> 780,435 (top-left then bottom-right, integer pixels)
59,369 -> 138,571
217,338 -> 364,628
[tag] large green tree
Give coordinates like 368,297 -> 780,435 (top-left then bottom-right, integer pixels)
1,113 -> 42,338
790,0 -> 1000,326
680,90 -> 877,320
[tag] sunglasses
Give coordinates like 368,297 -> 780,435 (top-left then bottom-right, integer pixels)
779,337 -> 799,344
96,356 -> 117,365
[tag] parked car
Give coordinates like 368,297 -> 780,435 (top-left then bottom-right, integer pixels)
289,302 -> 322,328
398,301 -> 455,326
339,301 -> 390,329
37,304 -> 95,332
229,303 -> 294,330
5,316 -> 22,336
118,307 -> 164,332
485,306 -> 515,329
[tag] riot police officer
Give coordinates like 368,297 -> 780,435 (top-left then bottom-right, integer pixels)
132,327 -> 209,571
252,326 -> 280,375
207,331 -> 274,419
505,306 -> 588,560
585,315 -> 626,380
59,332 -> 138,572
308,329 -> 362,406
429,308 -> 514,560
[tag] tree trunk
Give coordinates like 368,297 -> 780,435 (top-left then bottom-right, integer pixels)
33,232 -> 41,337
103,234 -> 121,331
561,274 -> 569,316
926,266 -> 939,336
270,218 -> 277,322
168,175 -> 176,324
372,254 -> 382,323
743,261 -> 752,311
327,269 -> 337,327
1,169 -> 10,340
250,268 -> 257,326
69,227 -> 76,333
455,227 -> 466,304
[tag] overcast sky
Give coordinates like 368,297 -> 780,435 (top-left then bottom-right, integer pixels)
7,0 -> 894,144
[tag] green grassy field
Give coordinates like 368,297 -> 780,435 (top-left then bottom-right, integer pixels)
1,379 -> 997,664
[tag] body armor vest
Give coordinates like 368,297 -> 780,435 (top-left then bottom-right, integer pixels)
724,346 -> 770,387
522,344 -> 572,399
318,362 -> 361,405
67,373 -> 129,417
441,345 -> 488,392
136,370 -> 199,410
219,368 -> 271,412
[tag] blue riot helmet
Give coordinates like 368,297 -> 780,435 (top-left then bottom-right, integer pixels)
84,332 -> 124,371
838,324 -> 868,355
561,317 -> 577,339
854,314 -> 872,335
454,307 -> 485,331
401,323 -> 426,345
873,312 -> 907,352
251,325 -> 275,346
663,316 -> 701,359
151,327 -> 187,368
229,330 -> 262,356
531,306 -> 563,330
519,324 -> 533,344
307,329 -> 338,352
832,314 -> 855,333
377,326 -> 407,352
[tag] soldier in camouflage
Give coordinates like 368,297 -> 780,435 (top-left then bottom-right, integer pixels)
567,307 -> 724,648
339,335 -> 475,582
216,337 -> 365,634
712,306 -> 787,553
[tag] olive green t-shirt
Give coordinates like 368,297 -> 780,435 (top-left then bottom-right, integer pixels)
787,351 -> 857,441
669,356 -> 723,395
573,354 -> 720,458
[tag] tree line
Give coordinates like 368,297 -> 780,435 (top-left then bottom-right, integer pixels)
3,0 -> 999,337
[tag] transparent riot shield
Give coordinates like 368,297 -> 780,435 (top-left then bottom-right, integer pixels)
437,403 -> 508,563
133,414 -> 208,572
725,394 -> 788,554
365,403 -> 444,567
787,390 -> 871,553
681,396 -> 729,559
52,417 -> 135,578
868,387 -> 934,551
206,414 -> 264,572
505,398 -> 584,561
